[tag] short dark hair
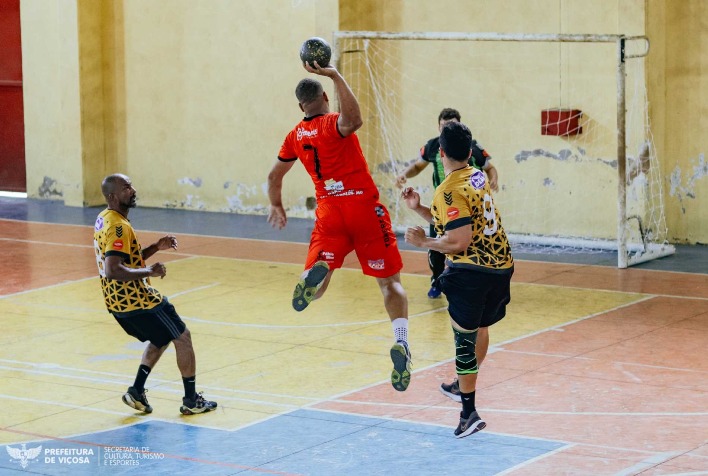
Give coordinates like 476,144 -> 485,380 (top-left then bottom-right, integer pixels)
438,108 -> 461,123
295,78 -> 324,105
439,122 -> 472,162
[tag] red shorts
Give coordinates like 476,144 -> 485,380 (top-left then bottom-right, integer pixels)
305,199 -> 403,278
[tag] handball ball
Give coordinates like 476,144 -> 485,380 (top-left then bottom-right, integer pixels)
300,37 -> 331,67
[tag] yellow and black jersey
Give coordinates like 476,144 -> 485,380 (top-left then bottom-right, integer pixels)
93,209 -> 162,314
431,166 -> 513,273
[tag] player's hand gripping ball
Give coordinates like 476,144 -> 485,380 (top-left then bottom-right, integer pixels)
300,37 -> 331,67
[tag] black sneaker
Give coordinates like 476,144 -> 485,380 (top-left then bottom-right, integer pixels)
454,410 -> 486,438
292,261 -> 329,311
122,387 -> 152,414
180,392 -> 217,415
439,379 -> 462,402
390,341 -> 412,392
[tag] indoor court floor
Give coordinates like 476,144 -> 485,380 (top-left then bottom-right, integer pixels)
0,197 -> 706,475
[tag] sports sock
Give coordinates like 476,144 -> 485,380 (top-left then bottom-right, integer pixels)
391,317 -> 408,344
133,365 -> 151,392
460,390 -> 476,419
182,376 -> 196,401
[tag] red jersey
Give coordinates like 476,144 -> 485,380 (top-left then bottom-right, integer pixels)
278,113 -> 379,202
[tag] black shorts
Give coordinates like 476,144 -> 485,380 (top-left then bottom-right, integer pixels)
113,298 -> 186,348
437,266 -> 513,331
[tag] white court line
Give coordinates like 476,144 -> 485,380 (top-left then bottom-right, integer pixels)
168,282 -> 221,299
614,451 -> 684,476
182,305 -> 447,329
494,445 -> 575,476
2,289 -> 448,328
4,216 -> 705,277
499,350 -> 708,375
0,360 -> 316,405
0,394 -> 131,416
312,398 -> 708,417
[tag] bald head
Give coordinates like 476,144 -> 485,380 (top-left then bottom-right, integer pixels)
101,174 -> 129,199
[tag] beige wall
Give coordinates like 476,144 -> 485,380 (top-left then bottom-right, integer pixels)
656,0 -> 708,243
19,0 -> 707,244
21,0 -> 83,204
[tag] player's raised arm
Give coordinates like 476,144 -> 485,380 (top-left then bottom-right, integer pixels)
303,61 -> 362,137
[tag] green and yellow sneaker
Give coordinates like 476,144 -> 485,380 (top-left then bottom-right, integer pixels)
292,261 -> 329,312
390,341 -> 411,391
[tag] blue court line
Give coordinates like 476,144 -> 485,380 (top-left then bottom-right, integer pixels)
1,409 -> 565,475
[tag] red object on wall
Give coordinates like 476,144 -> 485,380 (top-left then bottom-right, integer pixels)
0,0 -> 27,192
541,108 -> 582,136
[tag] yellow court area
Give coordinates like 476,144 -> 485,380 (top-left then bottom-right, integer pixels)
1,256 -> 648,444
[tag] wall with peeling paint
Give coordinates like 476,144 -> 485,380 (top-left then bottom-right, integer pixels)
18,0 -> 707,244
652,0 -> 708,243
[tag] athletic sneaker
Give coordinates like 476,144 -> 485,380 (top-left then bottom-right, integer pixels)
390,341 -> 412,392
427,284 -> 442,299
122,386 -> 153,414
439,378 -> 462,402
292,261 -> 330,311
180,392 -> 218,415
454,410 -> 486,438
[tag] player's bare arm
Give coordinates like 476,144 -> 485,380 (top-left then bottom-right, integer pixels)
484,162 -> 499,192
303,61 -> 362,136
401,186 -> 433,223
142,235 -> 178,260
396,158 -> 430,188
267,160 -> 296,230
405,224 -> 472,254
104,255 -> 166,281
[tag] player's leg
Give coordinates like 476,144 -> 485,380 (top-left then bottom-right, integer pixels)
113,312 -> 161,413
451,322 -> 486,438
427,250 -> 445,298
292,202 -> 347,311
438,267 -> 489,437
375,272 -> 412,392
427,224 -> 445,298
350,200 -> 411,391
152,300 -> 218,415
293,261 -> 332,311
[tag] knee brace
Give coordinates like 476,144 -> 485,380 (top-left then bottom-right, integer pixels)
453,327 -> 479,375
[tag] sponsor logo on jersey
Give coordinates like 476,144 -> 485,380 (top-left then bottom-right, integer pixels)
324,179 -> 344,192
296,127 -> 318,141
94,216 -> 104,231
444,192 -> 453,205
470,170 -> 486,189
116,225 -> 123,237
447,207 -> 460,219
112,239 -> 124,250
368,259 -> 385,270
374,205 -> 385,217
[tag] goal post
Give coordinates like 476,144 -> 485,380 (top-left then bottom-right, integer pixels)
332,31 -> 675,268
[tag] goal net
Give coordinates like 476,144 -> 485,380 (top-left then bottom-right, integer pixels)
333,31 -> 674,268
